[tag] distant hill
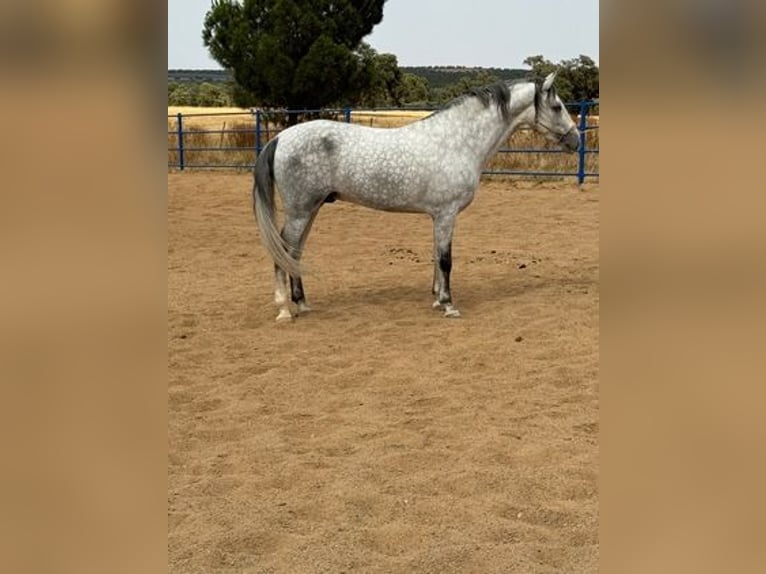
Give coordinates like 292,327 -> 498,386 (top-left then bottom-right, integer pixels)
168,69 -> 231,84
168,67 -> 530,89
400,66 -> 530,89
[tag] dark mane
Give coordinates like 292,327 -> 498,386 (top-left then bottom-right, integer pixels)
533,79 -> 543,118
443,81 -> 510,121
417,78 -> 539,123
438,79 -> 540,123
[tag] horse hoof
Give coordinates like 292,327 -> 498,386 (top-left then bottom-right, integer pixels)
297,302 -> 313,315
444,308 -> 461,318
432,301 -> 442,310
275,309 -> 293,322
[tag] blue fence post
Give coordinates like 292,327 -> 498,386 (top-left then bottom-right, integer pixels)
577,101 -> 588,185
344,107 -> 351,123
254,109 -> 262,158
176,113 -> 185,171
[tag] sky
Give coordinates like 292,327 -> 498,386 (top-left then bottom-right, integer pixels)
168,0 -> 599,70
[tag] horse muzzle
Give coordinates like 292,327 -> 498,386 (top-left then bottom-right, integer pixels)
560,128 -> 581,153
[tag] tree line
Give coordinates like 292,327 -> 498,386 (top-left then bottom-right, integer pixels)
170,1 -> 598,110
168,54 -> 598,109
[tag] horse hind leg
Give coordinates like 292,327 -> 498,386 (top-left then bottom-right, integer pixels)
274,209 -> 319,320
290,276 -> 312,315
274,265 -> 293,322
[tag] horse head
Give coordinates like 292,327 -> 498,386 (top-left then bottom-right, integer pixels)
534,72 -> 580,152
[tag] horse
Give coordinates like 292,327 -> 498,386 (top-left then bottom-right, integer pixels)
253,72 -> 580,321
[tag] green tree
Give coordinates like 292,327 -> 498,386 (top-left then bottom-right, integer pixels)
354,42 -> 404,107
197,82 -> 231,106
560,55 -> 599,101
398,72 -> 430,105
167,82 -> 180,105
523,54 -> 599,103
523,55 -> 557,81
202,0 -> 387,115
169,84 -> 197,106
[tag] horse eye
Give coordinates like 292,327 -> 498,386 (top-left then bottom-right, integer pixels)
551,104 -> 563,112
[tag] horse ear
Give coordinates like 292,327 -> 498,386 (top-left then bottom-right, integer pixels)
542,72 -> 557,93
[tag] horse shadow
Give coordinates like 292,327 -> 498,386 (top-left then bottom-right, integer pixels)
306,271 -> 558,318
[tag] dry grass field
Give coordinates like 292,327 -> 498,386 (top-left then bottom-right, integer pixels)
167,107 -> 599,176
168,172 -> 599,573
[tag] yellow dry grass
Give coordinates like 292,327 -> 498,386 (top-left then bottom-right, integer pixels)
351,110 -> 431,128
168,106 -> 250,115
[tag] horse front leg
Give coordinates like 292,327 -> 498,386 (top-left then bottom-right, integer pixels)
432,211 -> 460,318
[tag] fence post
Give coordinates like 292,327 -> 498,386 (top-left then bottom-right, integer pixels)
344,107 -> 351,123
254,109 -> 262,157
577,101 -> 588,185
176,113 -> 185,171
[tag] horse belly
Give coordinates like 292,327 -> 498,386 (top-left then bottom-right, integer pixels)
334,149 -> 429,212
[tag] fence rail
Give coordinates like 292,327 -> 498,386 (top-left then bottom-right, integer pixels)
167,101 -> 598,183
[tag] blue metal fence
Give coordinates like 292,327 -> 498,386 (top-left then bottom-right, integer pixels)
167,100 -> 598,183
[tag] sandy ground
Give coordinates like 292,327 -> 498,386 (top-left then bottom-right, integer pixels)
168,173 -> 599,573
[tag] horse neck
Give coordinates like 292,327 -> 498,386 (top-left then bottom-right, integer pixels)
424,83 -> 536,165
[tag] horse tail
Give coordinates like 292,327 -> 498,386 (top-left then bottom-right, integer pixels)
253,137 -> 302,277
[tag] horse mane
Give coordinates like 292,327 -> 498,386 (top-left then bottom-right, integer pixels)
430,79 -> 539,123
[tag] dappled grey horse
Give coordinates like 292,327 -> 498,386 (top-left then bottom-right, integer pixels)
254,72 -> 579,321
